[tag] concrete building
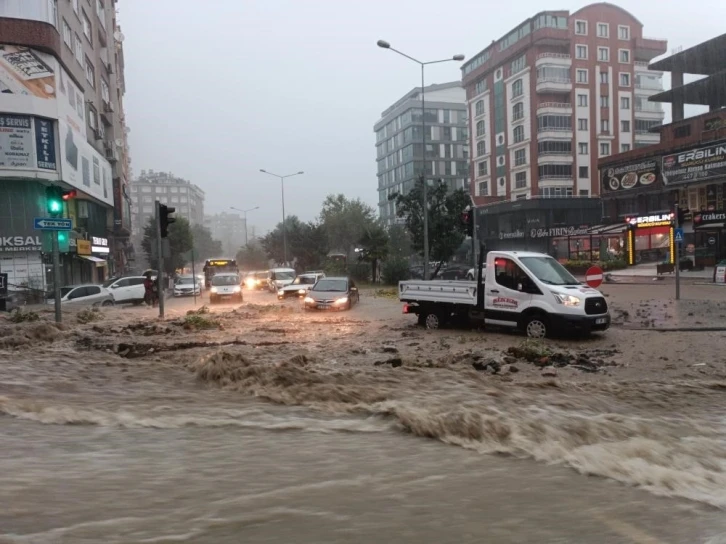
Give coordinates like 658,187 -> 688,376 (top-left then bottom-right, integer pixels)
374,82 -> 469,225
598,33 -> 726,268
0,0 -> 132,291
130,170 -> 205,241
204,212 -> 247,256
460,3 -> 667,253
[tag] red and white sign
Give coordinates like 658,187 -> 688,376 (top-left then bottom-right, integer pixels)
585,266 -> 603,288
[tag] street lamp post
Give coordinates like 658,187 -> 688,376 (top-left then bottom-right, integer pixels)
230,205 -> 259,246
377,40 -> 464,280
259,169 -> 304,265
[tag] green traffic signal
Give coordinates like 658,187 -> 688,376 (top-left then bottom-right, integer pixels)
46,186 -> 63,216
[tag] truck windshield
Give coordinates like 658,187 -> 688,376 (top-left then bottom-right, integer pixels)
519,256 -> 580,286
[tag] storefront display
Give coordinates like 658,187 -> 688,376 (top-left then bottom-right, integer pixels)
625,213 -> 675,265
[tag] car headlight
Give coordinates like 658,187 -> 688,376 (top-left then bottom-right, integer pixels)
304,296 -> 315,304
298,289 -> 306,295
278,290 -> 285,296
334,297 -> 348,305
552,292 -> 580,306
210,287 -> 218,293
233,286 -> 241,293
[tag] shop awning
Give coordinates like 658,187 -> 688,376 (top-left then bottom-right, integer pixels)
79,255 -> 108,266
588,224 -> 628,235
694,222 -> 725,229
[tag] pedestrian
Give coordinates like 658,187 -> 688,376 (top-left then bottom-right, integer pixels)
143,271 -> 158,308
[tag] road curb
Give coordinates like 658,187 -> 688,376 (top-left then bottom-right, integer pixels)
621,326 -> 726,332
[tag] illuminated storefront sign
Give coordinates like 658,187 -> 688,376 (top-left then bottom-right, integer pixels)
625,213 -> 674,229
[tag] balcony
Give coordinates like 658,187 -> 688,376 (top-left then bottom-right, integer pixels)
634,36 -> 668,62
536,126 -> 573,140
634,106 -> 665,120
537,154 -> 573,165
536,77 -> 572,93
634,131 -> 660,144
536,102 -> 572,115
538,176 -> 574,186
535,53 -> 571,66
635,82 -> 664,95
0,0 -> 56,27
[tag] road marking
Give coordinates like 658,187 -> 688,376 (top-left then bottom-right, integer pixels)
591,512 -> 669,544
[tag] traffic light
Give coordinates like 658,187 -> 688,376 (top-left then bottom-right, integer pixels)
160,204 -> 176,238
46,186 -> 63,216
57,231 -> 70,253
462,208 -> 474,237
62,189 -> 77,201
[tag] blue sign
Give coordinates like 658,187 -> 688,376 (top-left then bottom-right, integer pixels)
34,118 -> 56,170
674,228 -> 684,243
34,217 -> 72,230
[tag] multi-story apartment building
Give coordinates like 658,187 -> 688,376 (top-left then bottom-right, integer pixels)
0,0 -> 132,289
204,212 -> 247,256
130,170 -> 205,242
461,3 -> 667,252
374,82 -> 469,225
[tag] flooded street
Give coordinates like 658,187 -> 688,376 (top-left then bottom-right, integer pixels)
2,285 -> 726,543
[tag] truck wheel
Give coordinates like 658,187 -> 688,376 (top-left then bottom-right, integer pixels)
523,314 -> 548,339
424,312 -> 442,330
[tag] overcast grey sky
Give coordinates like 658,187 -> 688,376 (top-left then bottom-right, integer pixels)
120,0 -> 722,234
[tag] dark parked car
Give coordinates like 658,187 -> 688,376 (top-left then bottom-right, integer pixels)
303,277 -> 360,311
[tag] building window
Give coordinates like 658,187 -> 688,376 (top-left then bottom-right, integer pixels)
579,189 -> 590,196
476,120 -> 486,137
541,186 -> 573,198
85,56 -> 95,88
621,120 -> 631,132
477,181 -> 488,196
577,94 -> 588,107
74,33 -> 83,64
575,20 -> 587,35
600,71 -> 609,84
576,69 -> 588,83
88,105 -> 98,131
101,78 -> 110,104
578,142 -> 588,154
538,140 -> 572,155
579,166 -> 589,178
597,23 -> 609,38
674,124 -> 692,138
619,49 -> 630,63
602,119 -> 609,132
620,73 -> 630,86
578,118 -> 588,131
72,0 -> 79,14
478,161 -> 488,177
621,143 -> 631,152
62,19 -> 72,48
512,79 -> 523,98
82,10 -> 92,44
620,96 -> 630,109
96,0 -> 106,28
538,164 -> 573,179
514,148 -> 526,166
475,100 -> 484,117
618,25 -> 630,40
575,45 -> 588,59
511,55 -> 526,75
513,125 -> 525,143
515,171 -> 527,188
600,142 -> 610,156
475,78 -> 487,95
476,140 -> 486,156
512,102 -> 524,121
600,95 -> 609,108
537,115 -> 572,131
598,47 -> 609,62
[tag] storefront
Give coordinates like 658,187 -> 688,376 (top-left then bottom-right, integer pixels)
0,234 -> 45,292
87,236 -> 110,283
691,210 -> 726,267
624,213 -> 675,266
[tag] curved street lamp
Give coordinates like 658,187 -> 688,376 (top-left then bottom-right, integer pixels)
259,170 -> 304,264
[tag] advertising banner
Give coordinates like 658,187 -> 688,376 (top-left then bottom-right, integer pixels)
693,210 -> 726,226
58,119 -> 113,206
662,140 -> 726,186
0,114 -> 33,169
530,225 -> 590,238
34,117 -> 56,170
601,158 -> 659,193
0,44 -> 57,119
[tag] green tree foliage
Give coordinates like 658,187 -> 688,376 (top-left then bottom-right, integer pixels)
389,178 -> 470,277
191,224 -> 224,261
319,194 -> 376,257
141,216 -> 194,275
236,241 -> 269,270
260,215 -> 328,271
382,257 -> 411,285
387,223 -> 413,259
357,224 -> 389,282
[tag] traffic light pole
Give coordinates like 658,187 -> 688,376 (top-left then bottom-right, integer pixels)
675,203 -> 680,301
155,200 -> 165,318
51,230 -> 61,323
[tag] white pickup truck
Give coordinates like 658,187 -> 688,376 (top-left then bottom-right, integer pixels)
399,250 -> 610,338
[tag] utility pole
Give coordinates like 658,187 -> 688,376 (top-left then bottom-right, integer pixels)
471,205 -> 478,268
675,203 -> 680,301
155,200 -> 165,318
51,230 -> 61,323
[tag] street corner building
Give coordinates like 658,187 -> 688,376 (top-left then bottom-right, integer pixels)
0,0 -> 132,294
598,32 -> 726,271
460,3 -> 667,257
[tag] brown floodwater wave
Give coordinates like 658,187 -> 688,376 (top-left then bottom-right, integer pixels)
191,350 -> 726,509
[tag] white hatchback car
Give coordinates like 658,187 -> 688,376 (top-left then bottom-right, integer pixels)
48,284 -> 115,307
104,276 -> 147,304
209,273 -> 243,304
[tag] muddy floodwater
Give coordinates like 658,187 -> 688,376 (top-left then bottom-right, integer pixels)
2,285 -> 726,543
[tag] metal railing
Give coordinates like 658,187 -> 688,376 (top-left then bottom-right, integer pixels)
536,77 -> 572,85
537,102 -> 572,109
635,83 -> 663,91
536,53 -> 571,60
537,126 -> 572,132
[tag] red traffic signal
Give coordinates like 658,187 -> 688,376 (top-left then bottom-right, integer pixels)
62,189 -> 77,201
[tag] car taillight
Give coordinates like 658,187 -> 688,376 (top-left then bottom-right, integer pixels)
402,304 -> 410,314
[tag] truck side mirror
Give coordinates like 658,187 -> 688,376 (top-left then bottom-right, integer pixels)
517,283 -> 523,292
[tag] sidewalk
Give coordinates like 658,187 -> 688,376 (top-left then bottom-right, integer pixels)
607,263 -> 714,279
